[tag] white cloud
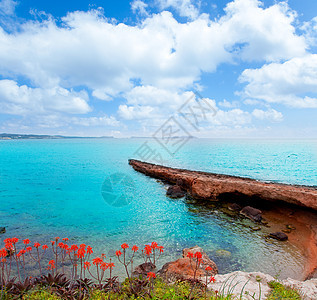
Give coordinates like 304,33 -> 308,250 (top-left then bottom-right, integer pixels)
0,79 -> 91,115
118,104 -> 155,120
131,0 -> 149,16
156,0 -> 200,20
71,115 -> 120,127
218,99 -> 239,108
0,0 -> 307,97
239,54 -> 317,108
252,108 -> 283,122
0,0 -> 314,136
0,0 -> 17,16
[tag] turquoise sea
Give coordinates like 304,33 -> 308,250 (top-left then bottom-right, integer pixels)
0,138 -> 316,279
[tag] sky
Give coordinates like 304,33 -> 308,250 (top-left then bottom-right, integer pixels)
0,0 -> 316,138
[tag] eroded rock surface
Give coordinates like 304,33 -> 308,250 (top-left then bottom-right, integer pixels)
166,185 -> 186,198
158,245 -> 218,283
129,159 -> 317,210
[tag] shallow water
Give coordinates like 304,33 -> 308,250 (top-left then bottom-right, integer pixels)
0,138 -> 316,279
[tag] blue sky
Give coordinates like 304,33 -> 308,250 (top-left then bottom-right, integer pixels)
0,0 -> 316,137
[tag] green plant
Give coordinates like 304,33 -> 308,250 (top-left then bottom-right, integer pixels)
267,281 -> 302,300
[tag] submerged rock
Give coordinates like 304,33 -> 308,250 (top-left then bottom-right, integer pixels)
240,206 -> 262,222
0,227 -> 5,234
132,262 -> 156,278
228,203 -> 242,211
215,249 -> 231,257
286,224 -> 296,230
166,185 -> 186,198
269,232 -> 288,241
158,245 -> 218,283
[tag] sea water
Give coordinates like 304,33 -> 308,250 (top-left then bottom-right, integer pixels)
0,138 -> 316,279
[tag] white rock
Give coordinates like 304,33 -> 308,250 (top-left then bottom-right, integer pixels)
207,271 -> 274,300
205,271 -> 317,300
282,277 -> 317,300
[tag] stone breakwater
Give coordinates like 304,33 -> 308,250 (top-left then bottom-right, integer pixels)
128,159 -> 317,210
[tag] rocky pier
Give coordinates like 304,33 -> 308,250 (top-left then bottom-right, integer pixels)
128,159 -> 317,210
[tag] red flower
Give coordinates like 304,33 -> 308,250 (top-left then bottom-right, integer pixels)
147,272 -> 156,279
115,250 -> 122,257
205,266 -> 213,271
158,245 -> 164,253
17,249 -> 26,257
108,262 -> 115,269
5,243 -> 13,250
209,276 -> 216,283
48,260 -> 55,270
26,246 -> 32,252
0,248 -> 7,257
58,242 -> 64,248
34,242 -> 41,248
144,245 -> 152,255
42,245 -> 48,250
51,241 -> 55,245
4,238 -> 12,244
80,244 -> 86,249
11,238 -> 19,244
121,243 -> 129,249
132,245 -> 139,252
83,261 -> 91,270
23,239 -> 30,245
77,248 -> 86,259
100,262 -> 108,271
62,238 -> 69,242
187,252 -> 193,258
55,237 -> 60,241
194,252 -> 202,259
92,257 -> 103,265
70,244 -> 78,252
151,242 -> 158,249
87,246 -> 93,254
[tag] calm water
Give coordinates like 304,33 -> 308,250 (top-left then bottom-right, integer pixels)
0,138 -> 316,279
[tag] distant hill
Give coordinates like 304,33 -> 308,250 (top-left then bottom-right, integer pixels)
0,133 -> 114,140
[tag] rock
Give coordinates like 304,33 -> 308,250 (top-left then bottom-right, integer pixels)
158,246 -> 218,283
282,229 -> 292,233
166,185 -> 186,198
286,224 -> 296,230
208,271 -> 275,300
261,219 -> 269,225
0,227 -> 5,234
251,226 -> 261,231
269,232 -> 288,241
228,203 -> 241,211
132,262 -> 156,278
282,277 -> 317,300
215,249 -> 231,257
129,159 -> 317,211
240,206 -> 262,222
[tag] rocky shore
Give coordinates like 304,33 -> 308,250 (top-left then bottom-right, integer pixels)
129,159 -> 317,210
129,159 -> 317,282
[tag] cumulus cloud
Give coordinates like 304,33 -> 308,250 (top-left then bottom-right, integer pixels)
0,0 -> 307,97
239,54 -> 317,108
0,80 -> 91,115
0,0 -> 314,136
156,0 -> 200,20
252,108 -> 283,122
131,0 -> 149,16
0,0 -> 17,16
